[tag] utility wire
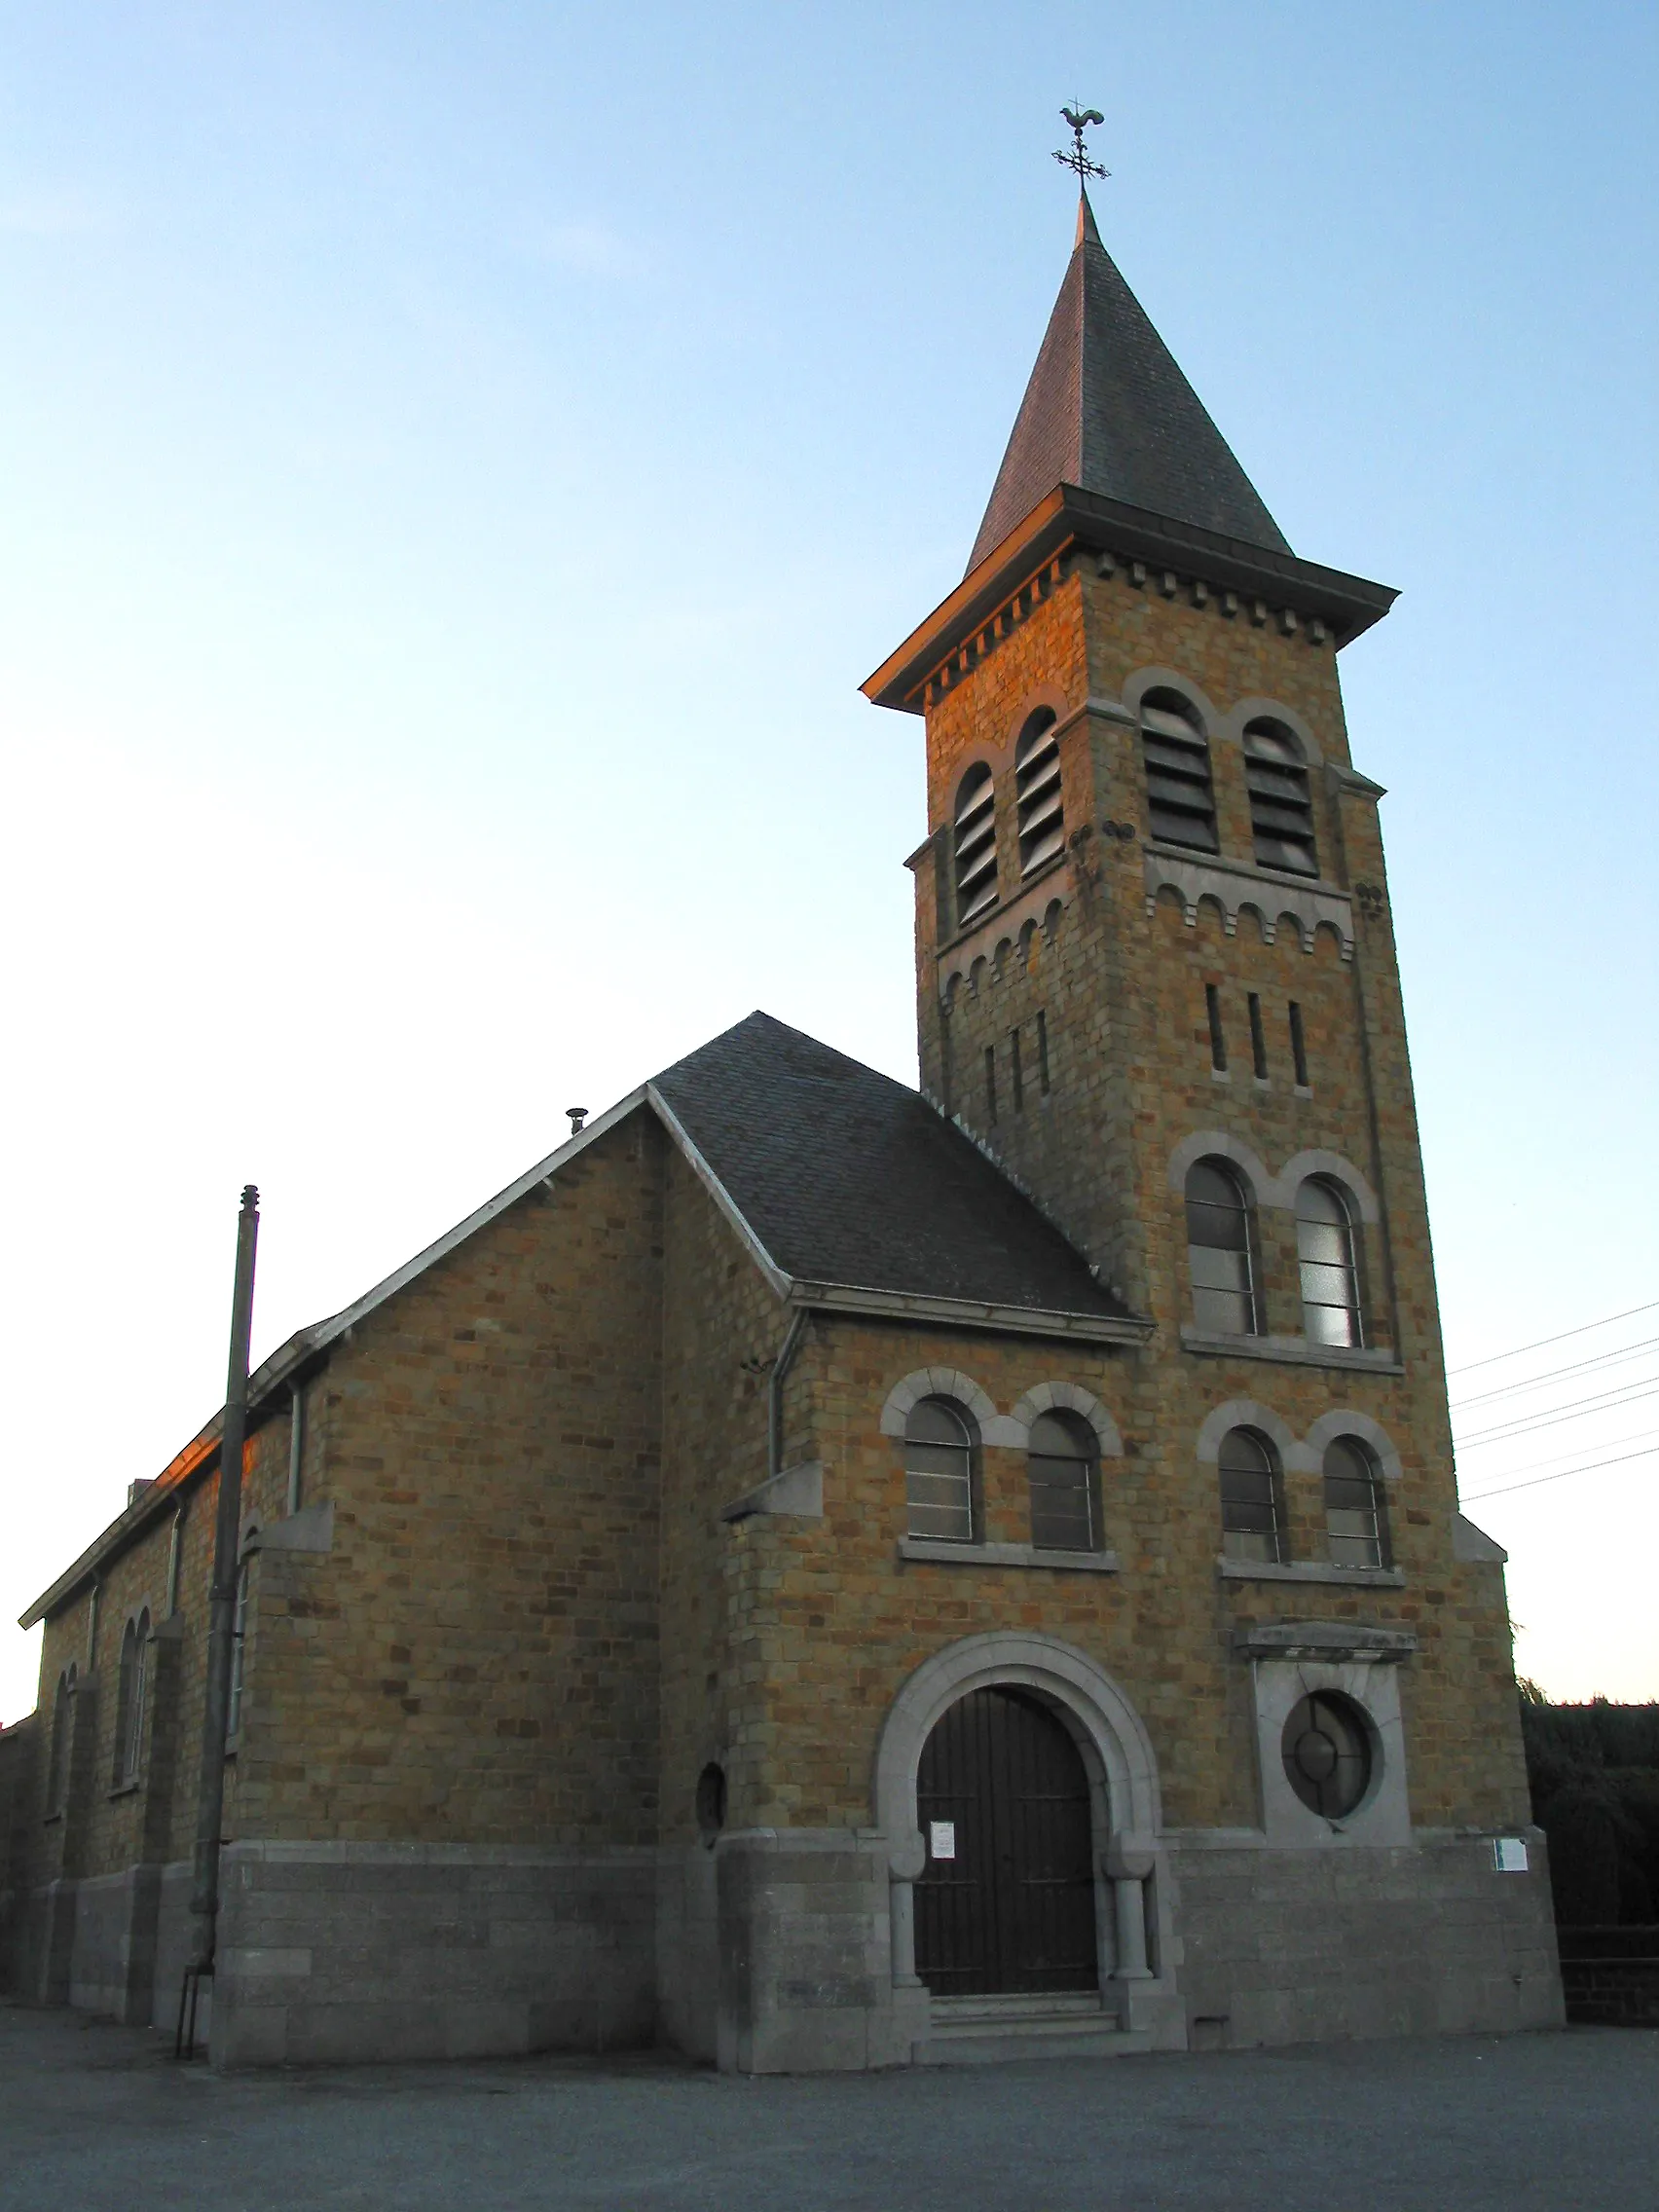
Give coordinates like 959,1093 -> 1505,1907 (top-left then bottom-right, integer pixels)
1449,1335 -> 1659,1412
1460,1443 -> 1658,1505
1456,1424 -> 1659,1483
1446,1298 -> 1659,1378
1455,1379 -> 1659,1449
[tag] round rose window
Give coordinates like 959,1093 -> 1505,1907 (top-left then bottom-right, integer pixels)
1281,1692 -> 1373,1819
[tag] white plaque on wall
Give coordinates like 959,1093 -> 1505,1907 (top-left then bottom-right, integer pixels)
1492,1836 -> 1530,1873
929,1821 -> 956,1861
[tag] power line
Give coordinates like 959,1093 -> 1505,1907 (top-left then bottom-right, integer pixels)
1460,1443 -> 1658,1505
1446,1298 -> 1659,1379
1455,1379 -> 1659,1449
1457,1424 -> 1659,1484
1449,1335 -> 1659,1412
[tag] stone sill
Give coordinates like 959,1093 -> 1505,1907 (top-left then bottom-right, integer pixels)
1180,1329 -> 1401,1375
40,1810 -> 62,1827
1218,1559 -> 1405,1588
107,1781 -> 140,1802
899,1537 -> 1122,1574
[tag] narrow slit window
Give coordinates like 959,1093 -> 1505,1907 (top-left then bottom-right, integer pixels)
48,1666 -> 76,1814
1027,1412 -> 1098,1552
1243,719 -> 1317,876
953,765 -> 999,928
1248,993 -> 1268,1079
905,1398 -> 975,1543
1141,694 -> 1217,854
1205,984 -> 1227,1072
1010,1028 -> 1024,1111
1289,1001 -> 1309,1088
1014,710 -> 1064,874
228,1554 -> 254,1740
1297,1178 -> 1363,1347
984,1045 -> 997,1124
1186,1160 -> 1260,1336
1323,1438 -> 1388,1567
1219,1428 -> 1285,1564
113,1619 -> 137,1785
1036,1011 -> 1051,1094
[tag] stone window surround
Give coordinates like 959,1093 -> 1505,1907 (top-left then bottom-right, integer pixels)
880,1370 -> 1124,1456
1197,1398 -> 1405,1579
1166,1132 -> 1381,1225
1169,1133 -> 1388,1360
882,1374 -> 1126,1568
872,1630 -> 1177,2024
1232,1630 -> 1416,1849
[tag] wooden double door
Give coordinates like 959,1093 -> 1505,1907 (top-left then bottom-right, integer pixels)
913,1686 -> 1098,1997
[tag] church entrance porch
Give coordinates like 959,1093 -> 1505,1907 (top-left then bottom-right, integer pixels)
914,1687 -> 1096,1999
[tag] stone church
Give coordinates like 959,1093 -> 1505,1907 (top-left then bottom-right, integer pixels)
0,190 -> 1562,2069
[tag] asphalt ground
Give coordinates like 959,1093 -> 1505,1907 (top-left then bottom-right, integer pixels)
1,2001 -> 1654,2212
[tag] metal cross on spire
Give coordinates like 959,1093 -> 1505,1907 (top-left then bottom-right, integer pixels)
1052,103 -> 1109,188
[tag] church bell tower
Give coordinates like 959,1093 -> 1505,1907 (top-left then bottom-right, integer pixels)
862,185 -> 1425,1382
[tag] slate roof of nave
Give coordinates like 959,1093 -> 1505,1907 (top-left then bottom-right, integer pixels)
652,1011 -> 1129,1321
22,1010 -> 1130,1624
967,193 -> 1291,573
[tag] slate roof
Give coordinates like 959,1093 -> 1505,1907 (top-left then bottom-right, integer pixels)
967,194 -> 1291,573
652,1011 -> 1129,1323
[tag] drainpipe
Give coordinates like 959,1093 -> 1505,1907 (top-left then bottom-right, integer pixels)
187,1185 -> 261,1973
767,1308 -> 808,1478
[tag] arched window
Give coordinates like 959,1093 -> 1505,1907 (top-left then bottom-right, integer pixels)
1243,719 -> 1317,876
227,1547 -> 255,1740
1141,692 -> 1216,853
953,764 -> 998,927
1014,710 -> 1064,875
113,1611 -> 151,1787
48,1665 -> 76,1815
1218,1427 -> 1285,1565
1323,1438 -> 1389,1568
904,1398 -> 976,1544
1296,1178 -> 1362,1347
1185,1159 -> 1260,1336
1027,1410 -> 1098,1552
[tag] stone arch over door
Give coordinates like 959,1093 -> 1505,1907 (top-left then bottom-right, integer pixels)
872,1633 -> 1176,2019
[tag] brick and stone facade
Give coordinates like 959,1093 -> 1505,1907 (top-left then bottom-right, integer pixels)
0,190 -> 1562,2068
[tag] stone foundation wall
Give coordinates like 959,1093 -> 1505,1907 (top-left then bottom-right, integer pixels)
210,1840 -> 657,2066
1166,1827 -> 1564,2046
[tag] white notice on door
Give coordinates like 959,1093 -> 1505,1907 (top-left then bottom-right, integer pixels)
1492,1837 -> 1530,1873
929,1821 -> 956,1861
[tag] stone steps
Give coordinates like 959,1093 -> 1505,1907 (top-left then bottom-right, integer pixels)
914,1993 -> 1152,2066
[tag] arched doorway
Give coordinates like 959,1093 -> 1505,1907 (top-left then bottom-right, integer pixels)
913,1686 -> 1097,1996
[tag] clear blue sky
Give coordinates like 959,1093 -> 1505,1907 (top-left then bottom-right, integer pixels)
3,3 -> 1656,1719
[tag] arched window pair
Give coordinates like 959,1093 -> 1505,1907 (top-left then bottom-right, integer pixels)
113,1611 -> 151,1788
950,710 -> 1065,929
1184,1161 -> 1363,1346
1139,691 -> 1317,877
1219,1428 -> 1388,1569
903,1398 -> 1098,1552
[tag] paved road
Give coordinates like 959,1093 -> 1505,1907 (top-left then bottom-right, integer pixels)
2,2002 -> 1655,2212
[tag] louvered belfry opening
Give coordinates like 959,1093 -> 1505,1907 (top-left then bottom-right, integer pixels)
953,763 -> 999,927
1244,719 -> 1318,876
1014,710 -> 1064,875
914,1686 -> 1098,1998
1140,694 -> 1217,852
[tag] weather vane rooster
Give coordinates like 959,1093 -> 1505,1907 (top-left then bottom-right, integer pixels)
1053,103 -> 1109,187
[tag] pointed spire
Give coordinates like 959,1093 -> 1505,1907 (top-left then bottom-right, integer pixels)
967,194 -> 1290,573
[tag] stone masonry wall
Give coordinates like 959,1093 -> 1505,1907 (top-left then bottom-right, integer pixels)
233,1111 -> 666,1850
